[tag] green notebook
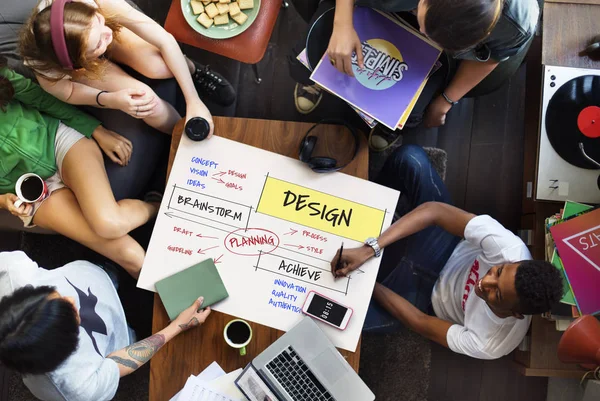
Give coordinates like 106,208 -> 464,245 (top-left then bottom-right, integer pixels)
156,259 -> 229,321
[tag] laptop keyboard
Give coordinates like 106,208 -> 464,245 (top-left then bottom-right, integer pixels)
266,346 -> 334,401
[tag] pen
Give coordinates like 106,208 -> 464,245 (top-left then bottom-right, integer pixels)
334,242 -> 344,275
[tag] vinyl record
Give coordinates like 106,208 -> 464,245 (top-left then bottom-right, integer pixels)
546,75 -> 600,169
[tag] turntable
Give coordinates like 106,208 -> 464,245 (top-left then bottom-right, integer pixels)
536,65 -> 600,203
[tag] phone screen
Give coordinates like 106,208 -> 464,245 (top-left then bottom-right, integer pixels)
306,294 -> 348,327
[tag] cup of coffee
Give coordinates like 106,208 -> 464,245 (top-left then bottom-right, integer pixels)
14,173 -> 49,210
224,319 -> 252,356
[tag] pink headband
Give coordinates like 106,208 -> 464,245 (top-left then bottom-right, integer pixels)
50,0 -> 74,70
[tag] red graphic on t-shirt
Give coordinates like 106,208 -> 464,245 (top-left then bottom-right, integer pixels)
462,260 -> 480,311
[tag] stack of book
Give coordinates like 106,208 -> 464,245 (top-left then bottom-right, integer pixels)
544,201 -> 600,330
297,7 -> 442,130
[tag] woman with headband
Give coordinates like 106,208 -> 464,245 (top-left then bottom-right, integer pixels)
19,0 -> 235,136
290,0 -> 538,128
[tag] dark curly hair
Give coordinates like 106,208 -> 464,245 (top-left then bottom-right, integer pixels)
514,260 -> 564,315
0,285 -> 80,375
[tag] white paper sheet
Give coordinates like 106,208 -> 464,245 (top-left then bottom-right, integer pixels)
139,135 -> 399,351
170,361 -> 228,401
207,369 -> 245,400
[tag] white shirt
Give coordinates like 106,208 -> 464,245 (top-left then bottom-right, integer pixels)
431,215 -> 532,360
0,251 -> 129,401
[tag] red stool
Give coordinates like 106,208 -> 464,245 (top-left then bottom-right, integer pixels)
164,0 -> 286,83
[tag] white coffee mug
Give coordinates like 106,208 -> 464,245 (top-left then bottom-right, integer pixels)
224,319 -> 253,356
14,173 -> 49,209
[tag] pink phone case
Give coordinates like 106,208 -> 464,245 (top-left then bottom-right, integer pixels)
301,290 -> 353,330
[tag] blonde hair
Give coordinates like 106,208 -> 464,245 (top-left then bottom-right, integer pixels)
19,0 -> 122,81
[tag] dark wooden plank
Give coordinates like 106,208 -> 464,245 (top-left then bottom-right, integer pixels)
0,365 -> 9,401
464,64 -> 526,230
428,343 -> 451,401
479,355 -> 548,401
522,36 -> 543,215
443,346 -> 485,401
436,98 -> 475,209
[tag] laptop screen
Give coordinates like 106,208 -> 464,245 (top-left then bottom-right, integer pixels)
235,364 -> 280,401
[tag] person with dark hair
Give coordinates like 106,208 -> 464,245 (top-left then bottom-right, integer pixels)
330,144 -> 564,360
290,0 -> 538,128
0,251 -> 212,400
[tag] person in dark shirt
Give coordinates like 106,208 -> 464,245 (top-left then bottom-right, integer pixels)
290,0 -> 538,129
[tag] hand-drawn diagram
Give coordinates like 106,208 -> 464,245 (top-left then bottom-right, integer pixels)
138,136 -> 399,351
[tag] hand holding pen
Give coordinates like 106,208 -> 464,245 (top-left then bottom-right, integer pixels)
330,243 -> 373,278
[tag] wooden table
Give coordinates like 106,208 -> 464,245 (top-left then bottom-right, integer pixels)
514,0 -> 598,378
542,0 -> 600,69
149,117 -> 368,401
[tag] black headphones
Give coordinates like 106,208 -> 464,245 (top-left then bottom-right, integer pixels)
298,119 -> 360,173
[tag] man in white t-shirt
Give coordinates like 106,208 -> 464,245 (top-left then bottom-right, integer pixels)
0,251 -> 211,400
331,145 -> 564,360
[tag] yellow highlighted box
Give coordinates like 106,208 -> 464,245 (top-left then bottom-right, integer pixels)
257,177 -> 385,242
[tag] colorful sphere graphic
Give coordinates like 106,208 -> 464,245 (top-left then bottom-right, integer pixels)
352,39 -> 404,91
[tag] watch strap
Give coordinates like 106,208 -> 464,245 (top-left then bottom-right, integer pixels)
442,92 -> 458,106
365,237 -> 381,258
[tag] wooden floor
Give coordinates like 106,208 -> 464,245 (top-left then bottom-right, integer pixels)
127,2 -> 550,399
0,1 -> 549,400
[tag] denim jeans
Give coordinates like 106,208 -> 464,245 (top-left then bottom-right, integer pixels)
363,145 -> 461,332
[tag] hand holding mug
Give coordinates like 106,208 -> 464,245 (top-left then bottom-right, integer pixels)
11,173 -> 49,215
1,194 -> 33,217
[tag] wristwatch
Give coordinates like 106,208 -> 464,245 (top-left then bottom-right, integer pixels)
364,237 -> 381,258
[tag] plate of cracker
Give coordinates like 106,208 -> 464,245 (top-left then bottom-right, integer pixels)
181,0 -> 261,39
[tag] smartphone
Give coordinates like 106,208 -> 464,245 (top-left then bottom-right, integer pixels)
301,291 -> 353,330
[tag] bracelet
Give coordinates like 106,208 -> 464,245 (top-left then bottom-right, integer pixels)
441,91 -> 458,106
96,90 -> 108,107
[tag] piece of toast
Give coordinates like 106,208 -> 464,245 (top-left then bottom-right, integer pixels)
228,2 -> 240,16
238,0 -> 253,10
231,10 -> 248,24
216,3 -> 229,14
197,13 -> 214,28
190,0 -> 204,14
204,3 -> 219,18
214,13 -> 229,25
219,0 -> 231,3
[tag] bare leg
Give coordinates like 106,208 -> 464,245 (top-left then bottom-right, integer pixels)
76,61 -> 180,134
33,189 -> 144,278
61,137 -> 157,239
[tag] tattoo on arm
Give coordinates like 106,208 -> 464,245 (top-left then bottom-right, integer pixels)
107,355 -> 139,370
179,317 -> 200,331
125,333 -> 166,364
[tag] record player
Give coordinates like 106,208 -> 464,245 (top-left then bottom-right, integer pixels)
536,65 -> 600,203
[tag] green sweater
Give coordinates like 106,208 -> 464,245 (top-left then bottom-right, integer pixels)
0,67 -> 100,194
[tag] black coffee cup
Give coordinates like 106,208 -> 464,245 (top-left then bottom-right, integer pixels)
224,319 -> 252,356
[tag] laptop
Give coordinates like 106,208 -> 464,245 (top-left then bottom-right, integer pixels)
235,317 -> 375,401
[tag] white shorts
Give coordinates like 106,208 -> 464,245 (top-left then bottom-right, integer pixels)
20,123 -> 86,227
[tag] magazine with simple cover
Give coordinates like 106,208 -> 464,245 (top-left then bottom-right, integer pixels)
310,7 -> 441,130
